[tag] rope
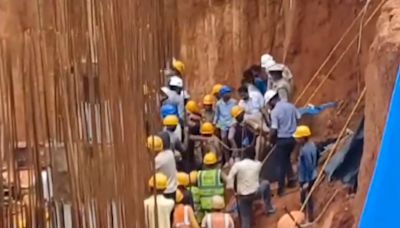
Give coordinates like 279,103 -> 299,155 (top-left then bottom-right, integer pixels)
295,0 -> 384,105
300,87 -> 366,212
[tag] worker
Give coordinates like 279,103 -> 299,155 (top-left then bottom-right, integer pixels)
293,125 -> 317,222
249,64 -> 268,95
173,59 -> 185,77
237,85 -> 262,121
173,189 -> 200,228
260,53 -> 294,91
189,171 -> 202,222
228,106 -> 256,159
267,64 -> 293,102
144,173 -> 175,228
163,76 -> 190,121
198,152 -> 226,214
163,115 -> 185,153
201,95 -> 215,123
241,69 -> 265,111
211,84 -> 223,100
177,172 -> 195,208
192,122 -> 221,160
186,100 -> 202,130
200,195 -> 234,228
147,135 -> 178,200
265,90 -> 299,196
227,146 -> 275,228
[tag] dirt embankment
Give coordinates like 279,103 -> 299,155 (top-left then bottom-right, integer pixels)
355,0 -> 400,224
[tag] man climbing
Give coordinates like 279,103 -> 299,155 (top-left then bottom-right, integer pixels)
249,64 -> 268,95
201,95 -> 215,123
265,90 -> 299,196
198,152 -> 226,216
267,64 -> 293,102
201,195 -> 235,228
241,69 -> 265,111
177,172 -> 194,208
228,106 -> 256,160
173,189 -> 199,228
227,147 -> 275,228
147,135 -> 178,200
293,125 -> 318,222
162,76 -> 190,121
144,173 -> 175,228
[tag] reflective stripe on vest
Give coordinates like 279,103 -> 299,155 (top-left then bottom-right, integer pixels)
190,186 -> 200,203
173,205 -> 191,228
206,213 -> 227,228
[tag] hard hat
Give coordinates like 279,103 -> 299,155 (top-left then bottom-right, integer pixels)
293,125 -> 312,138
231,105 -> 244,118
200,122 -> 215,135
189,171 -> 198,184
169,76 -> 183,88
268,63 -> 285,72
212,84 -> 223,95
277,211 -> 305,228
176,189 -> 184,203
261,54 -> 276,69
163,115 -> 179,126
185,100 -> 200,114
264,90 -> 278,104
176,172 -> 190,187
160,104 -> 178,118
212,195 -> 225,210
173,59 -> 185,75
148,172 -> 168,190
203,152 -> 218,165
203,94 -> 214,105
219,86 -> 232,97
161,86 -> 170,95
146,135 -> 163,152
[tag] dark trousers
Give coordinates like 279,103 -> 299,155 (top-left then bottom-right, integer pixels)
276,137 -> 296,195
300,180 -> 315,222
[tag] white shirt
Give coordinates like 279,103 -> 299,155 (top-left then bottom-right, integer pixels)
144,195 -> 175,228
227,159 -> 262,195
238,98 -> 262,121
247,84 -> 264,110
155,150 -> 178,194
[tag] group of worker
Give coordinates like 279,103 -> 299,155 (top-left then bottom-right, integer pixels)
144,54 -> 319,228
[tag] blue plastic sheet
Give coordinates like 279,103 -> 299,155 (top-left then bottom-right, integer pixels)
359,66 -> 400,228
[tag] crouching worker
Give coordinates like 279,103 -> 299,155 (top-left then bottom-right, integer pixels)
173,190 -> 200,228
177,172 -> 194,207
201,195 -> 234,228
293,125 -> 317,222
198,153 -> 226,215
144,173 -> 175,228
227,147 -> 275,228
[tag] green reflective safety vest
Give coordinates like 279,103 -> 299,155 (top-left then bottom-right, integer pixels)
190,186 -> 203,222
198,169 -> 224,210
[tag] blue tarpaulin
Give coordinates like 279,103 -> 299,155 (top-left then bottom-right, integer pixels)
360,66 -> 400,228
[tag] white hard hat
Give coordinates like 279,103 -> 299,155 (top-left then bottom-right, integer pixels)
261,54 -> 276,69
161,87 -> 170,95
169,76 -> 183,88
268,63 -> 285,71
264,90 -> 278,104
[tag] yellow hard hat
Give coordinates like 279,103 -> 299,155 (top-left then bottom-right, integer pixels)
293,125 -> 312,139
148,172 -> 168,190
163,115 -> 179,126
203,152 -> 218,165
201,122 -> 215,135
189,171 -> 198,185
277,211 -> 305,228
186,100 -> 200,114
212,195 -> 225,210
146,135 -> 163,152
177,172 -> 190,187
231,105 -> 244,118
173,59 -> 185,75
203,94 -> 214,105
212,84 -> 223,95
176,189 -> 184,203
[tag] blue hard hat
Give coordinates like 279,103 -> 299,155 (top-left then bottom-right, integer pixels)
160,104 -> 178,118
219,86 -> 232,96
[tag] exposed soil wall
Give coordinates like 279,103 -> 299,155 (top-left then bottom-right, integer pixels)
354,0 -> 400,224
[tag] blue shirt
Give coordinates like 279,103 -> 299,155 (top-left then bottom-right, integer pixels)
270,101 -> 300,138
214,98 -> 237,131
254,78 -> 267,95
298,141 -> 318,183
